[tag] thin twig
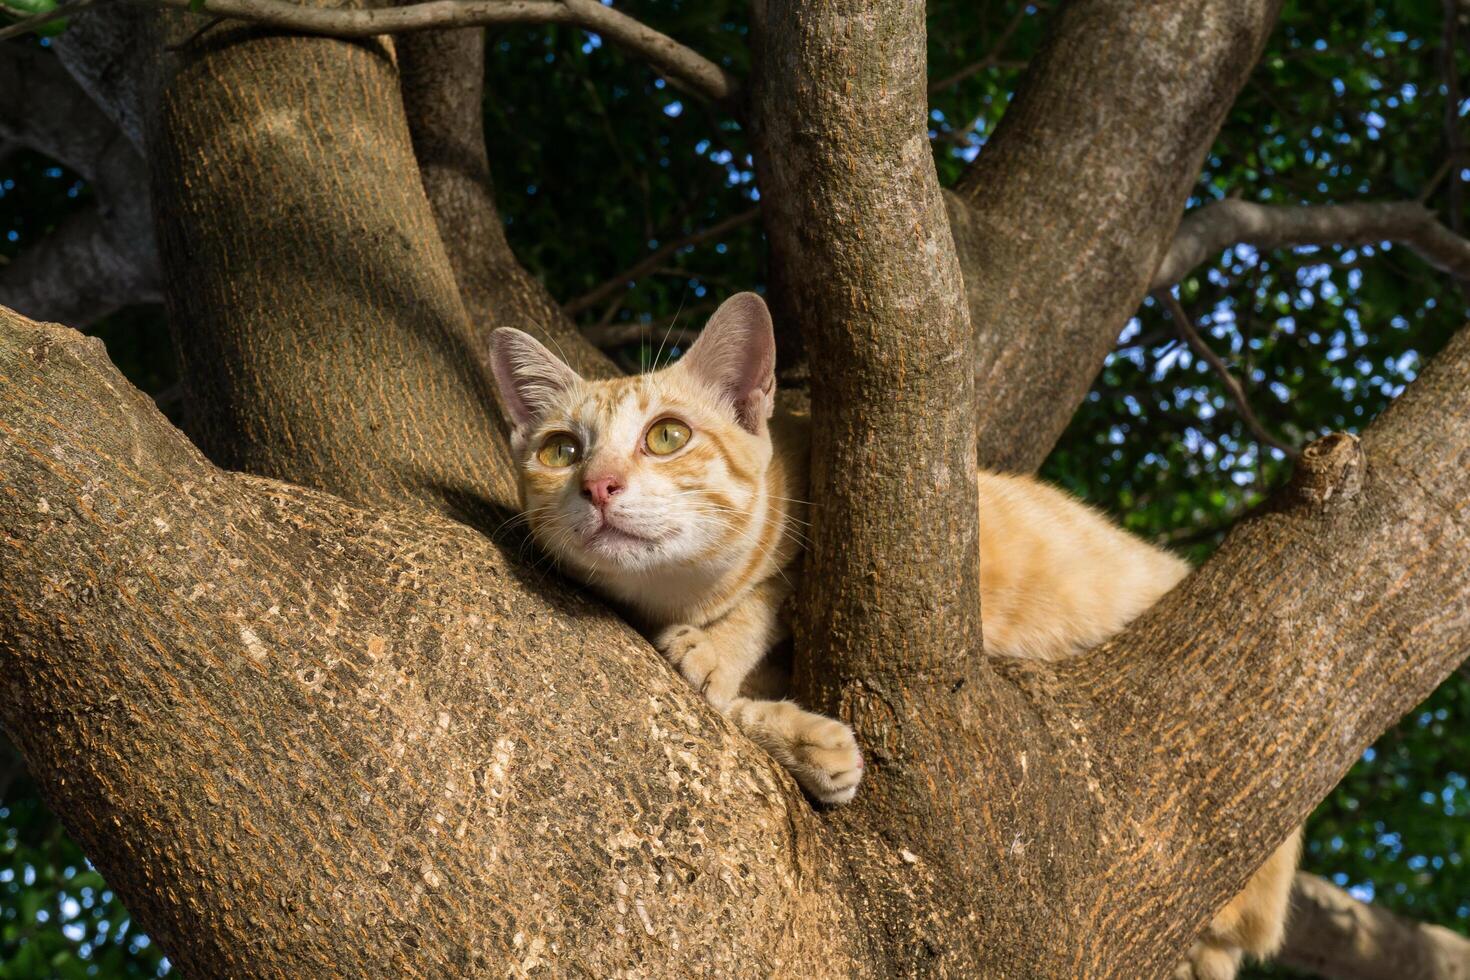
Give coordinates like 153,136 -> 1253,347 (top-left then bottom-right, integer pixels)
581,320 -> 701,351
928,3 -> 1034,94
0,0 -> 739,106
1156,290 -> 1301,460
563,207 -> 759,316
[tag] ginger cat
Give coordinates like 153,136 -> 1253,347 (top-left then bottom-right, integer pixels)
489,292 -> 1299,979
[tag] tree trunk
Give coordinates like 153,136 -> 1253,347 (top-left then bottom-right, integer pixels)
3,1 -> 1469,976
948,0 -> 1283,472
1280,873 -> 1470,980
146,19 -> 519,517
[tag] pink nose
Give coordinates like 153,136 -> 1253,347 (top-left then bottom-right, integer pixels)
582,475 -> 624,508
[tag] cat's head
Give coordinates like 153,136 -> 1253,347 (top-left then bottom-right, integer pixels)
489,293 -> 777,582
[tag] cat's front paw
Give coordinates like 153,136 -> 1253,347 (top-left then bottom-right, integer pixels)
654,624 -> 742,710
792,713 -> 864,805
741,701 -> 863,805
1172,943 -> 1242,980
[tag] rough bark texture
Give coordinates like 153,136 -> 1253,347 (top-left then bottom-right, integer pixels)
0,309 -> 856,977
1280,873 -> 1470,980
948,0 -> 1282,472
5,306 -> 1468,976
145,21 -> 521,516
396,26 -> 615,379
749,0 -> 987,842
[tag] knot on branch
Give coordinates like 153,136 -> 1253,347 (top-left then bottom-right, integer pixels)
1287,432 -> 1365,511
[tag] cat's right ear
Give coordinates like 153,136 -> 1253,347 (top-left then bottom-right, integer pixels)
488,328 -> 580,431
679,292 -> 776,434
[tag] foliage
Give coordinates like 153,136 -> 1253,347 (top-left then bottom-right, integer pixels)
1,0 -> 1467,974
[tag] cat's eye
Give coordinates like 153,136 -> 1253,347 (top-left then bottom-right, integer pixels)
645,419 -> 691,456
536,433 -> 581,468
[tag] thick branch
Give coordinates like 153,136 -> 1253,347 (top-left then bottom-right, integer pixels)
0,0 -> 738,107
949,0 -> 1283,472
1280,873 -> 1470,980
750,5 -> 1015,972
751,0 -> 980,698
1152,199 -> 1470,288
396,26 -> 614,379
1057,324 -> 1470,974
0,306 -> 857,976
0,47 -> 160,324
144,15 -> 523,512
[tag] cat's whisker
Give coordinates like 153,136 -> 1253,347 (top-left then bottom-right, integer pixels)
651,291 -> 689,371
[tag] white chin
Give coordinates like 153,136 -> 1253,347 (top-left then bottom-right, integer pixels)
582,528 -> 664,568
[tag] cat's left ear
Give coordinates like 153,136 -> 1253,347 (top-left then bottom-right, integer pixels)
679,292 -> 776,434
488,328 -> 580,431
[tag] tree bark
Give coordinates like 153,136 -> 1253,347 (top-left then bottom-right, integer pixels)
396,26 -> 615,379
948,0 -> 1283,472
4,306 -> 1468,976
749,3 -> 1008,969
144,19 -> 522,517
0,307 -> 856,977
1280,873 -> 1470,980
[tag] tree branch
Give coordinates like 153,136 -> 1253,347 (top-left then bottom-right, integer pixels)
0,306 -> 843,976
579,319 -> 701,351
1156,289 -> 1300,459
396,24 -> 614,379
1050,323 -> 1470,974
562,207 -> 760,317
948,0 -> 1284,473
0,46 -> 159,325
1279,872 -> 1470,980
1152,199 -> 1470,289
927,2 -> 1034,94
0,0 -> 739,107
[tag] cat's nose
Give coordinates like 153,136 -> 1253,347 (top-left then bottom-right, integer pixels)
582,475 -> 624,508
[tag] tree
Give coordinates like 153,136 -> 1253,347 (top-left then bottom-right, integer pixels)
1,0 -> 1468,976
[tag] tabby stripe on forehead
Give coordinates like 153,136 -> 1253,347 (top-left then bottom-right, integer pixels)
699,428 -> 759,487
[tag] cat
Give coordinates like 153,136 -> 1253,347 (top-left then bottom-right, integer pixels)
489,292 -> 1299,980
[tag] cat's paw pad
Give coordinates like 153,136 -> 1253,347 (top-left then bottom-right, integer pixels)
790,713 -> 864,805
